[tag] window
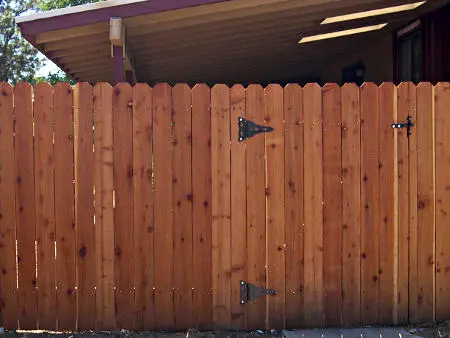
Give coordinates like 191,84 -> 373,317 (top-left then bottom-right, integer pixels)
397,26 -> 422,83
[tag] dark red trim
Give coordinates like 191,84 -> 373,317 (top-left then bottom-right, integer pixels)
113,46 -> 124,84
18,0 -> 230,36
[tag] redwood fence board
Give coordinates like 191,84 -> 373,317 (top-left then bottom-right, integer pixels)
211,84 -> 231,329
152,83 -> 174,330
283,84 -> 304,329
14,83 -> 38,330
132,84 -> 154,331
0,83 -> 18,329
341,83 -> 361,327
322,83 -> 343,327
34,82 -> 57,330
245,85 -> 267,330
230,84 -> 247,330
172,84 -> 193,330
360,83 -> 380,325
74,83 -> 96,330
377,83 -> 396,325
54,83 -> 76,331
435,83 -> 450,321
0,81 -> 449,331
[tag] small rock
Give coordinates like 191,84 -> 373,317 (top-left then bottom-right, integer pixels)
0,327 -> 4,334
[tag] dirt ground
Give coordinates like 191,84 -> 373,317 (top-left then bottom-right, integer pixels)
2,321 -> 450,338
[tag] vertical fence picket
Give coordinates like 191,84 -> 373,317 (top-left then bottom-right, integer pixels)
397,82 -> 414,324
93,83 -> 115,330
34,83 -> 57,330
230,84 -> 247,330
377,83 -> 396,325
153,83 -> 174,330
322,83 -> 343,327
132,84 -> 154,330
172,84 -> 193,330
74,83 -> 96,330
192,84 -> 213,330
341,83 -> 361,327
284,84 -> 304,329
14,82 -> 38,330
245,85 -> 266,330
408,83 -> 419,324
415,83 -> 435,323
303,83 -> 324,327
54,83 -> 76,331
265,84 -> 285,328
435,82 -> 450,321
0,83 -> 18,329
113,83 -> 135,329
360,83 -> 380,325
211,84 -> 231,329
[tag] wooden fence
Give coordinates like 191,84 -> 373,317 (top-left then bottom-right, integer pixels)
0,81 -> 449,331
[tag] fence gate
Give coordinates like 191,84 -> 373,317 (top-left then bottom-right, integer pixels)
1,81 -> 450,331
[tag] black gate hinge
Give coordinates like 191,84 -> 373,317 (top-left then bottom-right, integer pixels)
240,281 -> 276,304
392,116 -> 414,136
238,117 -> 274,142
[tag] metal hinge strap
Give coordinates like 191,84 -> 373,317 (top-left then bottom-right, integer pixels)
240,281 -> 276,304
238,117 -> 274,142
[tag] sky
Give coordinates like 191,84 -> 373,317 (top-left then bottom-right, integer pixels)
37,52 -> 62,76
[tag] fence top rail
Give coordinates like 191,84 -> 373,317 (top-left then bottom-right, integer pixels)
0,81 -> 448,90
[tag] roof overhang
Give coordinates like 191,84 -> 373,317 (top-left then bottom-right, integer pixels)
16,0 -> 450,84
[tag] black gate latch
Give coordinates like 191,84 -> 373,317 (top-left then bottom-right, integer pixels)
392,116 -> 414,136
240,281 -> 276,304
238,117 -> 273,142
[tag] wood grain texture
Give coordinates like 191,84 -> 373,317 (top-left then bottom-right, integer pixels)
284,84 -> 304,329
53,83 -> 76,330
152,83 -> 174,330
113,83 -> 135,329
14,83 -> 38,330
322,83 -> 342,327
132,84 -> 154,330
415,83 -> 435,323
435,82 -> 450,321
245,85 -> 266,330
0,83 -> 18,329
303,83 -> 323,327
93,83 -> 115,330
377,83 -> 396,325
172,84 -> 193,330
360,83 -> 379,325
265,84 -> 285,329
34,83 -> 56,330
341,83 -> 361,327
211,84 -> 231,329
74,83 -> 96,330
230,85 -> 247,330
407,83 -> 418,324
192,84 -> 213,330
396,82 -> 413,324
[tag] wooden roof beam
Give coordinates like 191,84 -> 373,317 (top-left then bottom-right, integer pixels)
110,17 -> 136,84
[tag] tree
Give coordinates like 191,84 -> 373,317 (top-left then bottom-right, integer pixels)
38,0 -> 104,11
31,70 -> 76,85
0,0 -> 40,83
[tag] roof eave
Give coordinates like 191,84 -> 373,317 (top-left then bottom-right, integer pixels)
16,0 -> 231,36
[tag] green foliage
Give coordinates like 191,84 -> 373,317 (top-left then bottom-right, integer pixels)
31,70 -> 76,85
38,0 -> 104,11
0,0 -> 40,83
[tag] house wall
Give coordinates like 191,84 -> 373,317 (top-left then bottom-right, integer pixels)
318,33 -> 394,84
